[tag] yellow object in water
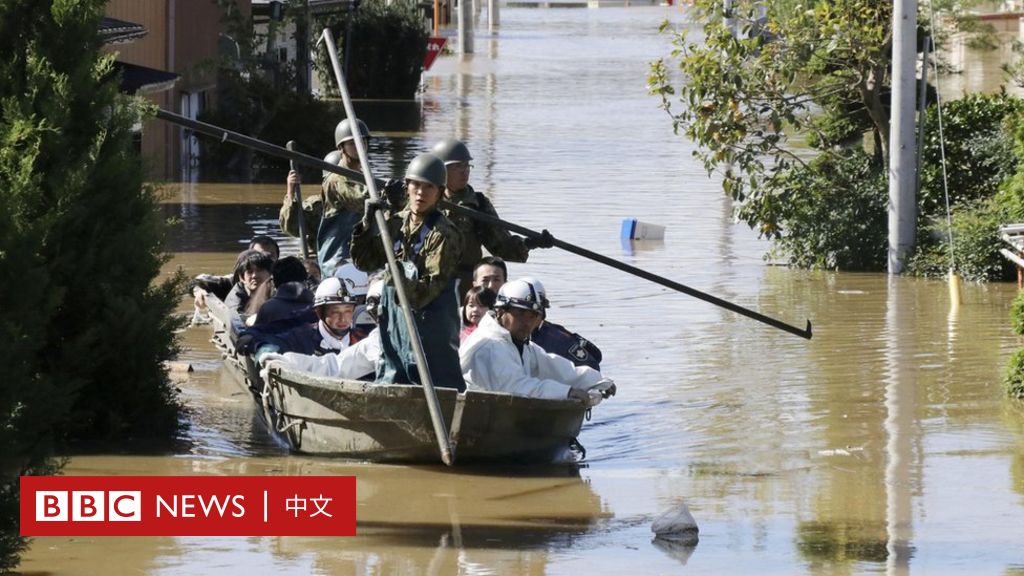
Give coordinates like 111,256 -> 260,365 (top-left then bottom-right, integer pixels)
948,269 -> 962,310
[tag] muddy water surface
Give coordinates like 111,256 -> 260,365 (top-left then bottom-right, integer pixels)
19,6 -> 1024,575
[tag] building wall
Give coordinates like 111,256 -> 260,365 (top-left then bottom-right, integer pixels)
104,0 -> 251,181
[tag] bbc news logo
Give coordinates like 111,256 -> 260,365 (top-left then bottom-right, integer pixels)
36,491 -> 141,522
21,476 -> 356,536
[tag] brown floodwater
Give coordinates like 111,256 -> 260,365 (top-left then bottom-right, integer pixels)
19,6 -> 1024,575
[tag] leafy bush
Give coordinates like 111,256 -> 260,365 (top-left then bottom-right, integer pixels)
918,92 -> 1023,217
1005,348 -> 1024,399
769,149 -> 888,270
1012,290 -> 1024,336
907,197 -> 1012,281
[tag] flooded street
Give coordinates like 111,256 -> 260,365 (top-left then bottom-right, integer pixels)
19,6 -> 1024,575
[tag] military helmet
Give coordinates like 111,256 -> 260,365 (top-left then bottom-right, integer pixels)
334,118 -> 370,148
495,279 -> 545,313
404,153 -> 447,189
430,138 -> 473,165
313,277 -> 358,308
323,150 -> 343,165
322,150 -> 343,179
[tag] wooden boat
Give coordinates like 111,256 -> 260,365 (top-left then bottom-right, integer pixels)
205,295 -> 589,464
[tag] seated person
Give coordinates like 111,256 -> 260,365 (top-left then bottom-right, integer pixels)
472,256 -> 507,293
261,326 -> 381,381
459,279 -> 614,405
240,276 -> 367,359
469,259 -> 603,370
190,235 -> 280,304
334,262 -> 376,334
252,256 -> 315,326
523,277 -> 603,371
460,286 -> 496,342
223,249 -> 274,318
248,234 -> 280,260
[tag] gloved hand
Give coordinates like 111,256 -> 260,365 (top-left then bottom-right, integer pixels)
567,387 -> 604,407
362,197 -> 387,227
590,377 -> 616,399
258,352 -> 287,367
382,178 -> 406,210
254,344 -> 282,365
525,229 -> 555,249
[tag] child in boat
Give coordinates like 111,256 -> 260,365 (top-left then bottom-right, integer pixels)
460,286 -> 496,342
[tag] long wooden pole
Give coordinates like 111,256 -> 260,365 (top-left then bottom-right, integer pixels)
286,141 -> 311,260
441,202 -> 813,340
320,28 -> 454,466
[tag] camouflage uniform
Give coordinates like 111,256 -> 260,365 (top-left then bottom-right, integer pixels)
350,206 -> 464,388
280,173 -> 366,278
443,184 -> 530,298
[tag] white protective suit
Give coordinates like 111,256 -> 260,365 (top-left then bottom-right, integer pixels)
459,313 -> 613,405
260,327 -> 381,379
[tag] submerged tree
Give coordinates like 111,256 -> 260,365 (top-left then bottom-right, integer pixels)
649,0 -> 994,270
0,0 -> 183,568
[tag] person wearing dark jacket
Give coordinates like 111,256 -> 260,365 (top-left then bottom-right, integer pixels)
242,277 -> 366,359
252,256 -> 315,326
223,250 -> 274,317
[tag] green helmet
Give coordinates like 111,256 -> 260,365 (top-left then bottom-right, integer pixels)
322,150 -> 342,179
430,138 -> 473,165
334,118 -> 370,148
404,153 -> 447,189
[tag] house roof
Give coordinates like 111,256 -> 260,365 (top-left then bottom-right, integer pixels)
112,61 -> 180,95
99,16 -> 148,45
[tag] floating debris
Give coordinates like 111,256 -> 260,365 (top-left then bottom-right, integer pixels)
651,502 -> 699,546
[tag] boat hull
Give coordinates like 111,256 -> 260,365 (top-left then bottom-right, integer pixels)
205,295 -> 587,464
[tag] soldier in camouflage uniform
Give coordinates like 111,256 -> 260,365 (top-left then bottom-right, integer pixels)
430,138 -> 554,300
280,119 -> 379,278
350,153 -> 465,389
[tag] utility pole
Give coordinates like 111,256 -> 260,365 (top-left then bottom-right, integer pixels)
458,0 -> 474,54
888,0 -> 918,274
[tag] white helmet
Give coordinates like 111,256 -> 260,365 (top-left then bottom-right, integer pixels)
518,277 -> 550,309
496,279 -> 545,313
334,263 -> 370,300
314,277 -> 357,308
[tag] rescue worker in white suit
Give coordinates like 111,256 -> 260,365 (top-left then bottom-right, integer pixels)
459,279 -> 615,406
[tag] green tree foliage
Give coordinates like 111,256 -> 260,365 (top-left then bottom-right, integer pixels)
0,0 -> 183,567
918,92 -> 1022,217
649,0 -> 895,238
769,149 -> 888,270
649,0 -> 1001,272
318,0 -> 428,100
1011,289 -> 1024,336
908,94 -> 1024,281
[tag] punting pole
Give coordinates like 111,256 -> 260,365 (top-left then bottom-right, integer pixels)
440,202 -> 813,340
320,27 -> 455,466
286,141 -> 311,260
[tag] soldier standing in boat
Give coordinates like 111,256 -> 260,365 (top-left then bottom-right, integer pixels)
350,153 -> 465,389
280,120 -> 404,278
430,138 -> 555,299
